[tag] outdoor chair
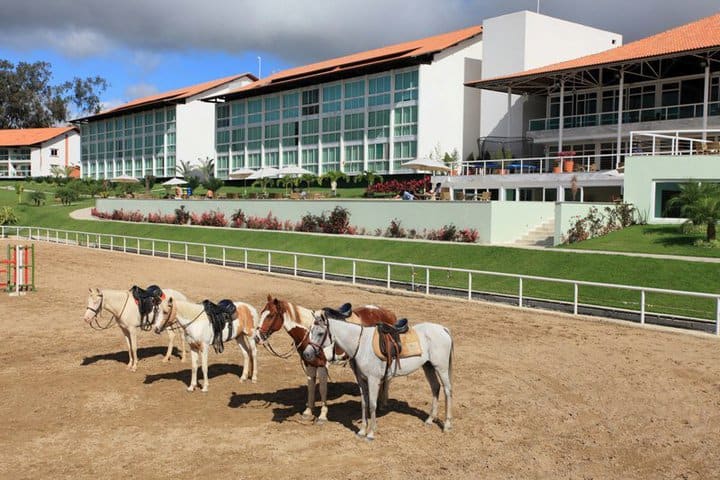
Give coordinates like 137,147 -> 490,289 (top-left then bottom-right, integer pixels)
477,191 -> 491,202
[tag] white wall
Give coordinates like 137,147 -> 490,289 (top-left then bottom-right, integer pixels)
32,131 -> 80,177
418,36 -> 483,162
480,10 -> 622,139
176,101 -> 216,168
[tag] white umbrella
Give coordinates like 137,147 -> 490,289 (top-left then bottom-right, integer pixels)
228,168 -> 255,180
110,174 -> 140,183
400,158 -> 451,173
278,166 -> 313,177
162,177 -> 188,186
247,167 -> 280,180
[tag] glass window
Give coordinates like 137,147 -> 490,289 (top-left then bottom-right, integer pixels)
344,80 -> 365,110
323,84 -> 342,113
344,112 -> 364,142
368,109 -> 390,139
393,140 -> 417,159
394,70 -> 419,102
248,99 -> 262,123
302,89 -> 319,115
394,106 -> 418,137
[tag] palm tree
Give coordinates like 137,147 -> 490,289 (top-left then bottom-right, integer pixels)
319,170 -> 348,195
198,157 -> 215,182
666,182 -> 720,241
298,173 -> 317,191
353,170 -> 383,187
176,160 -> 195,180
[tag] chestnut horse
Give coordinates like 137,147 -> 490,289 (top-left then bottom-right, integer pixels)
254,295 -> 395,423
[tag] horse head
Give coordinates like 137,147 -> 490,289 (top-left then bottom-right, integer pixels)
254,295 -> 286,344
302,312 -> 330,363
84,288 -> 104,324
154,296 -> 178,334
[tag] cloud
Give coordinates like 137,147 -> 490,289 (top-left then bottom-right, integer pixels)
124,83 -> 160,101
0,0 -> 718,64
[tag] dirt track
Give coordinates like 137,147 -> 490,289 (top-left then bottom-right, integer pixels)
1,239 -> 720,479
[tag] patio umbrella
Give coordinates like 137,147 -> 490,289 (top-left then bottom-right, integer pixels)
278,166 -> 313,177
110,174 -> 140,183
246,167 -> 280,180
228,168 -> 255,180
400,158 -> 451,173
161,177 -> 188,186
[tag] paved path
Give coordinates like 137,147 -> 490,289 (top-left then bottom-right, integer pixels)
69,207 -> 97,221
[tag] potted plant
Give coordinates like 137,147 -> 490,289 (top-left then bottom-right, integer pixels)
558,150 -> 576,172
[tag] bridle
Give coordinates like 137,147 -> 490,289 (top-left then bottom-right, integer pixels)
307,313 -> 362,363
157,300 -> 204,333
85,291 -> 130,331
257,306 -> 297,359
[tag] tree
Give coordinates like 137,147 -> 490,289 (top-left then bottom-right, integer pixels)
198,157 -> 215,183
176,160 -> 195,179
0,60 -> 108,128
29,190 -> 46,206
667,182 -> 720,241
319,170 -> 348,195
298,173 -> 317,190
353,170 -> 383,187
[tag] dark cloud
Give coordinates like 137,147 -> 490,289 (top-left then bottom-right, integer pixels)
0,0 -> 717,65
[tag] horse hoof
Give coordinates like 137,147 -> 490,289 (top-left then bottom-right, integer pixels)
301,414 -> 314,422
443,424 -> 453,433
187,386 -> 195,392
364,436 -> 375,442
315,418 -> 327,425
240,378 -> 247,383
424,417 -> 435,426
251,378 -> 257,384
355,431 -> 366,438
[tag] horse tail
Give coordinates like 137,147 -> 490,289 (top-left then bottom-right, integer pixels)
443,326 -> 453,383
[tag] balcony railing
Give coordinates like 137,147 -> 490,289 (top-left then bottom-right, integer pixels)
529,101 -> 720,132
459,152 -> 620,176
629,129 -> 720,156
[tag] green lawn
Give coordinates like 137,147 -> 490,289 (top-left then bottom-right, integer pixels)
562,224 -> 720,258
3,188 -> 719,320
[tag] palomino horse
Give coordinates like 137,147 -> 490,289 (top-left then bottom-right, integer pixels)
253,295 -> 396,423
83,287 -> 187,371
154,297 -> 260,392
303,313 -> 453,440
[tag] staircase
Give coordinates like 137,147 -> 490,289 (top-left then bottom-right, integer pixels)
512,218 -> 555,247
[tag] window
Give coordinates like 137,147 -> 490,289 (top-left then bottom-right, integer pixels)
283,93 -> 299,118
322,85 -> 341,113
344,80 -> 365,110
264,124 -> 280,149
393,140 -> 416,159
394,70 -> 418,102
368,110 -> 390,139
368,76 -> 391,107
247,126 -> 262,150
50,148 -> 59,157
302,149 -> 319,174
302,89 -> 319,116
264,151 -> 279,167
344,145 -> 364,173
344,112 -> 364,142
264,96 -> 280,122
282,150 -> 298,167
321,116 -> 341,143
394,106 -> 417,137
231,102 -> 246,126
302,119 -> 319,144
248,99 -> 262,123
282,121 -> 299,147
322,146 -> 341,171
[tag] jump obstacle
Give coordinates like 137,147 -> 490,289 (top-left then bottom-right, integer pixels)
0,244 -> 35,295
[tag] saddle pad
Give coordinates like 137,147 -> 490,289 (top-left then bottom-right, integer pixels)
372,328 -> 422,361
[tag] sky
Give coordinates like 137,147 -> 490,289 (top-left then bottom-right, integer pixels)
0,0 -> 718,112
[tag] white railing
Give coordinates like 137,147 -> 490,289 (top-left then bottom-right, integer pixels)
3,225 -> 719,334
629,129 -> 720,156
459,152 -> 620,176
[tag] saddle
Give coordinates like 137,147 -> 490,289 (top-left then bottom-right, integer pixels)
202,299 -> 237,354
130,285 -> 164,331
372,318 -> 421,369
322,303 -> 352,319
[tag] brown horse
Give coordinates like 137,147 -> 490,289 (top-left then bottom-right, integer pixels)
254,295 -> 396,422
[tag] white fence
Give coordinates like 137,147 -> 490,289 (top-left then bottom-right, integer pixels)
3,225 -> 719,334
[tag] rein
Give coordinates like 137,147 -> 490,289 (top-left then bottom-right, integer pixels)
86,291 -> 130,331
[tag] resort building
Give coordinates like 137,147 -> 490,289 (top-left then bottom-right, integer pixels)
73,74 -> 257,180
209,12 -> 621,178
0,127 -> 79,178
457,12 -> 720,218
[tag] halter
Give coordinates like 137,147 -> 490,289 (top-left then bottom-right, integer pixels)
308,313 -> 362,362
257,305 -> 297,359
86,291 -> 130,331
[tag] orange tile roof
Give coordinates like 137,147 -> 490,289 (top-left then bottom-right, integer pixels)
221,25 -> 483,99
0,127 -> 77,147
468,12 -> 720,87
75,73 -> 257,121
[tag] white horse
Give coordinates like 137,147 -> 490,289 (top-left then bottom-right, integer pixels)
303,314 -> 453,441
254,296 -> 397,423
83,287 -> 187,371
154,297 -> 260,392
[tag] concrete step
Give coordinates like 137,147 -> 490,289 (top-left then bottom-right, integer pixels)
513,218 -> 555,247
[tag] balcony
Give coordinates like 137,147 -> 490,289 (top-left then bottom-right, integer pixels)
459,152 -> 620,177
529,101 -> 720,132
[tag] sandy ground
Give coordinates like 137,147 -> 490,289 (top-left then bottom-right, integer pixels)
1,239 -> 720,479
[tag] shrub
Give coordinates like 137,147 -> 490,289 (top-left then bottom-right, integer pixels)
246,212 -> 282,230
565,203 -> 637,244
55,186 -> 79,205
28,190 -> 46,206
457,228 -> 479,243
296,212 -> 323,232
0,206 -> 19,225
191,211 -> 228,227
174,205 -> 190,225
230,209 -> 246,228
385,219 -> 406,238
322,206 -> 351,234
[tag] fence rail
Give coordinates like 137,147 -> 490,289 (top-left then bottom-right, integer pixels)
3,225 -> 719,335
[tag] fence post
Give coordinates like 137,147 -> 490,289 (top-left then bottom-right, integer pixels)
426,268 -> 430,295
110,236 -> 113,251
640,290 -> 646,325
55,230 -> 59,243
76,232 -> 79,245
65,231 -> 68,244
137,239 -> 140,255
123,237 -> 127,253
352,261 -> 356,284
387,264 -> 391,289
322,258 -> 326,280
184,243 -> 188,261
244,249 -> 248,269
518,277 -> 523,307
97,234 -> 101,249
152,240 -> 155,257
86,234 -> 89,248
294,255 -> 298,277
468,273 -> 472,300
573,283 -> 578,315
716,297 -> 720,336
222,247 -> 226,266
203,246 -> 206,264
267,252 -> 271,273
168,242 -> 171,259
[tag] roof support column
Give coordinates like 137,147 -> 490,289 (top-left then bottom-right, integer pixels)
616,69 -> 624,169
557,79 -> 565,153
507,87 -> 512,138
702,62 -> 710,141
